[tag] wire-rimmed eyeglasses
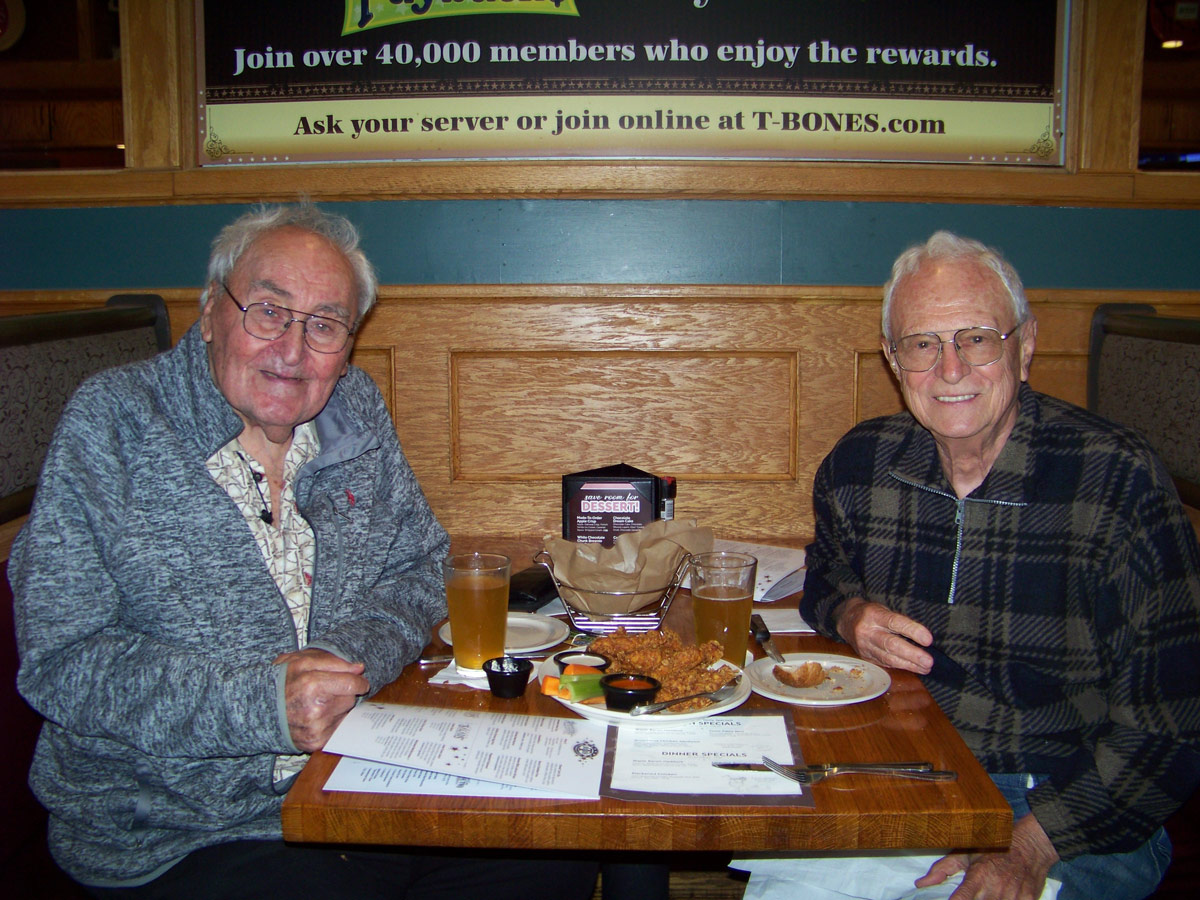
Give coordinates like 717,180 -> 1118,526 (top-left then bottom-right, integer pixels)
223,282 -> 354,354
889,324 -> 1021,373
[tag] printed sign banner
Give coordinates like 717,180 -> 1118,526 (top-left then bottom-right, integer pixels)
197,0 -> 1068,166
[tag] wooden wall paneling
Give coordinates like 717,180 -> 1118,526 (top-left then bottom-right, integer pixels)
1140,97 -> 1174,148
856,351 -> 904,424
350,347 -> 396,423
450,350 -> 797,481
52,100 -> 122,146
1076,0 -> 1145,174
3,286 -> 1200,548
165,160 -> 1146,206
1021,298 -> 1096,408
1173,103 -> 1200,145
120,0 -> 188,170
1029,352 -> 1089,409
795,300 -> 889,525
0,103 -> 52,143
1142,57 -> 1200,149
6,156 -> 1185,207
379,291 -> 815,542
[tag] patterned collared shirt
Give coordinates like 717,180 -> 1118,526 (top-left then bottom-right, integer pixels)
801,385 -> 1200,859
206,421 -> 319,781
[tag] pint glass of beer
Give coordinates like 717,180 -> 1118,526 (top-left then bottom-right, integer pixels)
443,553 -> 510,676
690,551 -> 757,666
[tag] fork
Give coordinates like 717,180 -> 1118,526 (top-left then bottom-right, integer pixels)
761,756 -> 958,785
629,674 -> 743,715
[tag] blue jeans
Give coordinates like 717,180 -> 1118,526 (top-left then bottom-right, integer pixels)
992,774 -> 1172,900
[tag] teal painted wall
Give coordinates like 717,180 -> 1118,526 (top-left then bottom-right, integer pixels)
2,200 -> 1198,291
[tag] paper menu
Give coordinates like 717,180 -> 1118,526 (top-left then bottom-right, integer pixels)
324,708 -> 813,808
601,712 -> 812,807
323,703 -> 607,798
712,539 -> 806,602
324,756 -> 585,799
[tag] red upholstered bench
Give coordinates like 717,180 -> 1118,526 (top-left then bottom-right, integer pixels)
1,559 -> 90,897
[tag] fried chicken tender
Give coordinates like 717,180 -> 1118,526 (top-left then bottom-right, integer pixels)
592,627 -> 681,659
590,627 -> 682,674
589,628 -> 736,711
648,641 -> 723,679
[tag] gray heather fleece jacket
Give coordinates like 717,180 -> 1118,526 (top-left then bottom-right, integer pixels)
10,323 -> 449,887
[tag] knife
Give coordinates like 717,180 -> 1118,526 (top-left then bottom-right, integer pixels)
417,650 -> 548,665
713,761 -> 934,773
750,613 -> 786,663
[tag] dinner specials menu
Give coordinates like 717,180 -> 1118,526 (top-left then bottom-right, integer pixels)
601,711 -> 812,807
323,703 -> 607,798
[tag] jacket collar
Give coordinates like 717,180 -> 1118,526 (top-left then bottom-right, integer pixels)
173,322 -> 244,459
172,322 -> 377,467
888,383 -> 1039,503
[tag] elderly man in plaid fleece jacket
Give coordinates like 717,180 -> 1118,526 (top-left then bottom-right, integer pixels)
735,232 -> 1200,900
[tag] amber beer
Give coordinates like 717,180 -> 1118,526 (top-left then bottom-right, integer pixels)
692,585 -> 753,666
690,552 -> 757,666
443,553 -> 510,675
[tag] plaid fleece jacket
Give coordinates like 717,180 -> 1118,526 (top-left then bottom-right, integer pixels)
801,385 -> 1200,859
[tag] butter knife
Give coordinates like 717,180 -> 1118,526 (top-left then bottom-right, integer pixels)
417,650 -> 547,665
713,761 -> 933,773
750,613 -> 786,663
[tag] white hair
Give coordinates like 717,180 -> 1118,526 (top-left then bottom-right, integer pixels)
199,202 -> 378,320
881,230 -> 1029,341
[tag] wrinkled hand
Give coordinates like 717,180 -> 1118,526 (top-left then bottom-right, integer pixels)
916,812 -> 1060,900
835,597 -> 934,675
274,648 -> 369,753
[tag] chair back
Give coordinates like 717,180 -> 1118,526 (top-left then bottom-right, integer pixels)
0,295 -> 170,526
1088,303 -> 1200,508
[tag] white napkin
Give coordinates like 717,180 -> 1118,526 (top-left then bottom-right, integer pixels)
427,664 -> 491,689
427,663 -> 537,690
756,607 -> 815,634
730,856 -> 1061,900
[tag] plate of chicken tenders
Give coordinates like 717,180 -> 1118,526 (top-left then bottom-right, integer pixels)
745,653 -> 891,706
538,627 -> 750,725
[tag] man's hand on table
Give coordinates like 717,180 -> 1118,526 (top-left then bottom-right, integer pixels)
275,648 -> 369,752
916,812 -> 1060,900
835,597 -> 934,675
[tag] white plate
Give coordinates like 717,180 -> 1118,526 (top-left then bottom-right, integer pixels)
746,653 -> 891,706
438,613 -> 570,654
537,658 -> 749,725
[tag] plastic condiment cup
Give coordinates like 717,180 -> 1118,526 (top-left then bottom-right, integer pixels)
483,656 -> 534,699
552,650 -> 610,673
599,673 -> 661,711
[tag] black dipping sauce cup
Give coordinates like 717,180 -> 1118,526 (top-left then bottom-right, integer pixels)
600,673 -> 661,711
483,656 -> 534,698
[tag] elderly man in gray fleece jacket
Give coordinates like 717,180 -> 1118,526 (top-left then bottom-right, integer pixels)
10,204 -> 597,900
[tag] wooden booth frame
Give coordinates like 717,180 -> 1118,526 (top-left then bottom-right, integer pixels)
0,1 -> 1197,210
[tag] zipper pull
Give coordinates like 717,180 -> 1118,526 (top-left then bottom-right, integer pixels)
329,493 -> 351,521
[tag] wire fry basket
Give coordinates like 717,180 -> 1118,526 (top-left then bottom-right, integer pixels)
534,550 -> 693,634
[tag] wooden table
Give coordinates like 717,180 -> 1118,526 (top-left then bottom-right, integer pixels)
282,595 -> 1012,854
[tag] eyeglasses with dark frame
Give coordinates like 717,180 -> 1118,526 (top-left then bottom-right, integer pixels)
889,324 -> 1022,373
222,282 -> 355,354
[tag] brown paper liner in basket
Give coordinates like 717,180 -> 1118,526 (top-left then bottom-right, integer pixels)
538,520 -> 713,632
